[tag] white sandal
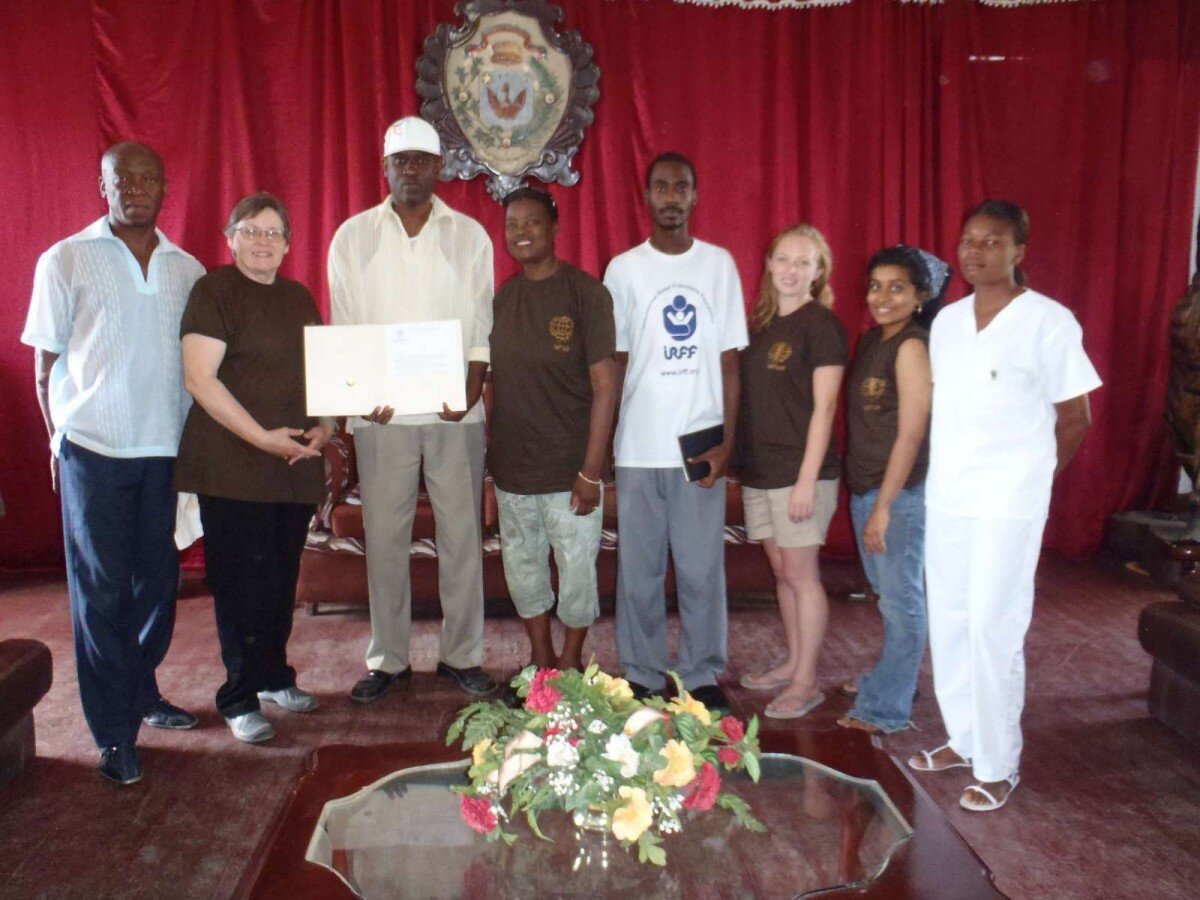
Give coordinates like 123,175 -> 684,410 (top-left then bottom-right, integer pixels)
959,773 -> 1020,812
907,742 -> 972,773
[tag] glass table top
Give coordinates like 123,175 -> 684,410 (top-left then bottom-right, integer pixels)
306,753 -> 912,899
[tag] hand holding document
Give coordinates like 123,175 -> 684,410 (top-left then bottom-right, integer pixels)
305,320 -> 467,417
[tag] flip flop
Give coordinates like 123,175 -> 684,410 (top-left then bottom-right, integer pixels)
836,715 -> 881,734
765,692 -> 825,719
907,742 -> 972,772
739,671 -> 790,692
841,679 -> 860,696
959,774 -> 1020,812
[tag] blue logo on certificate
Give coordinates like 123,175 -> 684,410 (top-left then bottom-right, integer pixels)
663,296 -> 697,341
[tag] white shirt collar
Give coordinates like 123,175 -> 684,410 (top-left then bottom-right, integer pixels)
73,216 -> 185,256
374,194 -> 453,235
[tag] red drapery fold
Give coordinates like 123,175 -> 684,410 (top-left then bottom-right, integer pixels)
0,0 -> 1197,568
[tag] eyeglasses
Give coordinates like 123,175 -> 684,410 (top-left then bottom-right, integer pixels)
106,173 -> 162,189
233,225 -> 287,243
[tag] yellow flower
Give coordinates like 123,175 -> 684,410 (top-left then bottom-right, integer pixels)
471,738 -> 493,767
593,671 -> 634,704
653,739 -> 697,787
668,692 -> 712,726
611,786 -> 653,842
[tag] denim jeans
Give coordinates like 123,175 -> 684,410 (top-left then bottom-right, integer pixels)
848,483 -> 927,732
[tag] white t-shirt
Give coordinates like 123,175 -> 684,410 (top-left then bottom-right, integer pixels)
21,218 -> 204,458
604,239 -> 748,468
926,289 -> 1102,521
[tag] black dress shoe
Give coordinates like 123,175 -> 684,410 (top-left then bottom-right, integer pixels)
350,667 -> 411,704
627,681 -> 659,702
688,684 -> 733,717
436,662 -> 497,697
142,698 -> 199,730
98,744 -> 142,785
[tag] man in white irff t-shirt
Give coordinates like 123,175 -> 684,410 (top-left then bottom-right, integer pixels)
604,152 -> 749,713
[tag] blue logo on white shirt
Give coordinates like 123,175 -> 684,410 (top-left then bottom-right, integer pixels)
663,295 -> 697,341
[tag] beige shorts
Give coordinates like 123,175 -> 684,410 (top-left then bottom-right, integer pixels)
742,479 -> 839,548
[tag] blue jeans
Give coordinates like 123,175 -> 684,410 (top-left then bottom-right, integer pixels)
848,483 -> 927,732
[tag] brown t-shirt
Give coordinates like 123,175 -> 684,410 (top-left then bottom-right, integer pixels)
845,324 -> 929,495
737,302 -> 848,489
174,265 -> 325,504
489,263 -> 616,494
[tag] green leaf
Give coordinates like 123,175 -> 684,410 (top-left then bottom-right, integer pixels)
744,752 -> 761,783
526,808 -> 551,842
637,831 -> 667,866
746,715 -> 760,742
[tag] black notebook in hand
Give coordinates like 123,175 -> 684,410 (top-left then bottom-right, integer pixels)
678,424 -> 725,483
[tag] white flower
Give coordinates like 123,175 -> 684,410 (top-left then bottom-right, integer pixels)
546,740 -> 580,768
623,707 -> 664,736
587,719 -> 607,735
603,733 -> 640,778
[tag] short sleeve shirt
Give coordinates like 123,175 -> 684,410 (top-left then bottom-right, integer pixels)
926,290 -> 1102,521
21,218 -> 204,457
489,263 -> 616,494
737,302 -> 848,489
604,239 -> 749,468
173,266 -> 325,504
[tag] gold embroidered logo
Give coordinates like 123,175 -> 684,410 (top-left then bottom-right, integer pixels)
549,315 -> 575,352
767,341 -> 792,371
861,377 -> 888,412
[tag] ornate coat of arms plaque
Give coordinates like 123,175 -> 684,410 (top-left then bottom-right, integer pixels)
416,0 -> 600,199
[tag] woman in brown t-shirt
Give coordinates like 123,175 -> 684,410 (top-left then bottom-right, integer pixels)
736,224 -> 847,719
175,193 -> 332,744
490,188 -> 617,672
839,246 -> 942,736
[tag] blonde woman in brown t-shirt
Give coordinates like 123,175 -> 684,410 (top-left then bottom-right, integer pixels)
736,224 -> 847,719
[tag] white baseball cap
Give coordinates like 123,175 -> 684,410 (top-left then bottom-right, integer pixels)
383,117 -> 441,157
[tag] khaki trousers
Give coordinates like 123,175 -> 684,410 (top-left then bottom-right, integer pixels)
355,422 -> 485,672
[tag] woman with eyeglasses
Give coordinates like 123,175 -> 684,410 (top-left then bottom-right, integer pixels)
174,192 -> 333,744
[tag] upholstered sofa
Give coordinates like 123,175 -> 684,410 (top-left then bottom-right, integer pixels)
0,639 -> 53,784
1138,580 -> 1200,751
295,429 -> 776,615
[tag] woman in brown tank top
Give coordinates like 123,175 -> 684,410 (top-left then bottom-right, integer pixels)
838,246 -> 945,736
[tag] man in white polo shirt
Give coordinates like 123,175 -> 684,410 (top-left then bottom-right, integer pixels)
329,117 -> 497,701
22,141 -> 205,785
604,152 -> 748,714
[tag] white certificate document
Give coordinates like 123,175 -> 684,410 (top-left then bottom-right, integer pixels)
304,321 -> 466,417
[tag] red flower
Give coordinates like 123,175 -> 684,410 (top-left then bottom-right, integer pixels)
461,795 -> 498,834
719,716 -> 745,742
682,761 -> 721,811
525,668 -> 563,713
718,746 -> 741,767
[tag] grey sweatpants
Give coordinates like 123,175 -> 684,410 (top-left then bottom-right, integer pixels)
615,466 -> 728,691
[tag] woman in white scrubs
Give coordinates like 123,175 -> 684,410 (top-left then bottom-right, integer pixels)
908,200 -> 1100,812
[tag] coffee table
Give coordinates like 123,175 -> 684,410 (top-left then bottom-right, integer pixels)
234,729 -> 1002,898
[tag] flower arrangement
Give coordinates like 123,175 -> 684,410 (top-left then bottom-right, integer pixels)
447,664 -> 765,866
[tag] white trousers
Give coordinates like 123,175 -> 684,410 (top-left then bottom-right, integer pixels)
925,508 -> 1044,782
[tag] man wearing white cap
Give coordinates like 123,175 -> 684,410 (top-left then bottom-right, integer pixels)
328,116 -> 497,700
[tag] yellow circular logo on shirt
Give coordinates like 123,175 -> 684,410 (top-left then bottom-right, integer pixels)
767,341 -> 792,371
549,315 -> 575,352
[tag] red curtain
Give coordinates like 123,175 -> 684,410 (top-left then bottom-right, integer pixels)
1,0 -> 1197,568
